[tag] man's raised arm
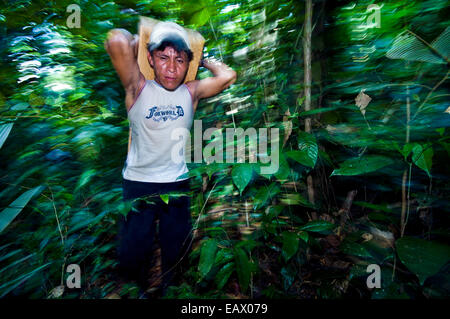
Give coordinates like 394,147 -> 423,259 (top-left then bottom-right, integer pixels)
186,57 -> 237,103
104,28 -> 145,111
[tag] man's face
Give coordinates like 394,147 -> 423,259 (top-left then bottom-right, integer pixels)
148,46 -> 189,91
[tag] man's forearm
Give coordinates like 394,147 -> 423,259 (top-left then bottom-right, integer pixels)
201,57 -> 236,80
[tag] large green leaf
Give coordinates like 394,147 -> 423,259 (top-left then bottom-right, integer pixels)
411,144 -> 433,177
253,182 -> 280,210
234,247 -> 251,294
231,164 -> 253,195
281,231 -> 299,262
0,185 -> 45,234
331,155 -> 394,176
285,132 -> 318,168
215,262 -> 235,290
198,239 -> 219,278
396,237 -> 450,285
386,28 -> 449,64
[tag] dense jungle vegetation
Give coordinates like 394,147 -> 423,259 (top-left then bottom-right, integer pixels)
0,0 -> 449,299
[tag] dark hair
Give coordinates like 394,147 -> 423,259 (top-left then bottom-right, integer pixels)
147,37 -> 193,62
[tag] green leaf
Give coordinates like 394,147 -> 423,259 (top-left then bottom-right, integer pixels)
285,150 -> 310,167
253,182 -> 280,210
182,0 -> 214,27
341,242 -> 373,259
331,155 -> 394,176
411,144 -> 433,177
235,239 -> 260,252
299,231 -> 309,243
297,96 -> 306,106
198,239 -> 218,278
386,29 -> 448,64
0,186 -> 45,234
160,194 -> 169,204
0,254 -> 34,276
280,193 -> 314,208
265,205 -> 284,221
234,247 -> 251,294
0,262 -> 52,297
286,132 -> 318,168
349,263 -> 369,280
205,163 -> 228,179
282,231 -> 299,262
0,123 -> 13,150
232,164 -> 253,195
11,102 -> 29,111
396,237 -> 450,285
299,220 -> 335,233
214,248 -> 234,266
191,8 -> 211,26
75,169 -> 96,191
274,153 -> 290,181
215,262 -> 235,290
400,143 -> 415,160
180,165 -> 206,179
281,264 -> 296,290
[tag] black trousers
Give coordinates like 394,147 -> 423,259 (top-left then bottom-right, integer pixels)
118,178 -> 193,292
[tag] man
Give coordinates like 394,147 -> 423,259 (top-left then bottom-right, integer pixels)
105,21 -> 236,296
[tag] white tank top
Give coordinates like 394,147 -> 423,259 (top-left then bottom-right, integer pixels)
122,80 -> 194,183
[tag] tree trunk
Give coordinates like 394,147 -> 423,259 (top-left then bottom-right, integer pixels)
303,0 -> 315,205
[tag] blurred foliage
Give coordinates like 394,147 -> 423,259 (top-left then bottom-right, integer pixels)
0,0 -> 449,299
